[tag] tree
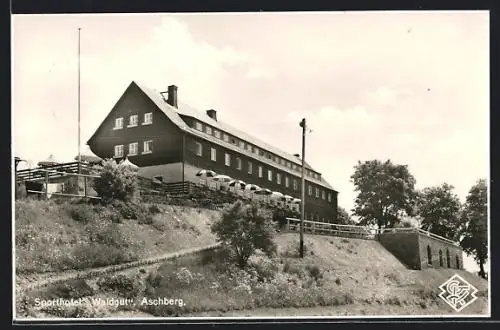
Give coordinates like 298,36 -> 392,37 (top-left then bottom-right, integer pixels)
417,183 -> 461,240
459,179 -> 488,279
337,207 -> 356,225
93,159 -> 138,203
211,200 -> 277,268
351,159 -> 417,230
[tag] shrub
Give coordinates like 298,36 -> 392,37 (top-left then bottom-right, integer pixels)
249,257 -> 280,282
97,274 -> 143,299
68,204 -> 95,223
148,204 -> 162,214
93,159 -> 138,203
211,201 -> 277,268
40,279 -> 94,300
306,265 -> 323,281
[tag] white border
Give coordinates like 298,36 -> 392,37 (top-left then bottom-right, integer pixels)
11,11 -> 492,322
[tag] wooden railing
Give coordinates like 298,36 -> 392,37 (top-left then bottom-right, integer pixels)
285,218 -> 377,240
16,161 -> 93,182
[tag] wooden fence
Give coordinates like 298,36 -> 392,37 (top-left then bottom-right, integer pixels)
285,218 -> 377,240
21,167 -> 101,200
285,217 -> 459,245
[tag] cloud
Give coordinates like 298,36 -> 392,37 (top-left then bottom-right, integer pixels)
245,67 -> 274,79
12,16 -> 269,164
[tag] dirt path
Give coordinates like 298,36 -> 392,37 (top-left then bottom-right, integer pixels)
16,243 -> 220,295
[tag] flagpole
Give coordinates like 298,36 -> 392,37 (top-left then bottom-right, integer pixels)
77,27 -> 81,174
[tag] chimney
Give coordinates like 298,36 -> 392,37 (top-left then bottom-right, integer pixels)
293,153 -> 300,159
206,109 -> 217,121
167,85 -> 178,108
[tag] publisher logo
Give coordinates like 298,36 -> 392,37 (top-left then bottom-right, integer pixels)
438,274 -> 478,312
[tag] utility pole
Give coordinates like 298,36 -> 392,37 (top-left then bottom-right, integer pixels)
299,118 -> 306,258
77,27 -> 82,174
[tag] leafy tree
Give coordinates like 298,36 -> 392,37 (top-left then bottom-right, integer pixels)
93,159 -> 138,203
417,183 -> 461,240
337,207 -> 356,225
459,179 -> 488,279
351,159 -> 417,230
211,201 -> 277,268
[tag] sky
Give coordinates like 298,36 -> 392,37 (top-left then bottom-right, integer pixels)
12,11 -> 489,273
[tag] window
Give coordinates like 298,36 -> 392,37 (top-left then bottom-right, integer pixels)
315,187 -> 320,198
128,142 -> 138,156
277,173 -> 281,184
225,153 -> 231,166
308,185 -> 313,196
143,112 -> 153,125
446,249 -> 451,268
322,190 -> 326,200
231,137 -> 237,145
456,255 -> 460,269
258,166 -> 263,178
195,121 -> 203,131
214,130 -> 221,139
205,126 -> 212,135
114,145 -> 123,157
195,142 -> 202,156
114,117 -> 123,129
274,156 -> 278,163
281,159 -> 286,165
292,164 -> 297,170
259,150 -> 264,156
128,114 -> 138,127
239,141 -> 245,149
236,157 -> 242,170
254,147 -> 259,155
293,179 -> 298,191
223,133 -> 229,142
427,245 -> 432,265
266,153 -> 272,160
285,176 -> 290,187
268,170 -> 273,181
246,144 -> 252,152
439,250 -> 443,267
248,161 -> 253,174
327,193 -> 332,202
143,140 -> 153,154
210,147 -> 217,162
287,161 -> 292,168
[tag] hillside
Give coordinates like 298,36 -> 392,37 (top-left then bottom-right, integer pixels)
15,201 -> 488,318
15,199 -> 219,289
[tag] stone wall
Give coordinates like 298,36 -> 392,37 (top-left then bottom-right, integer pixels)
378,231 -> 421,270
418,234 -> 463,270
379,230 -> 464,270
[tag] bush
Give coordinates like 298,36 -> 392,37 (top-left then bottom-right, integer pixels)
211,201 -> 277,268
306,265 -> 323,281
93,159 -> 138,203
97,274 -> 143,299
68,204 -> 95,223
249,257 -> 280,282
40,279 -> 94,300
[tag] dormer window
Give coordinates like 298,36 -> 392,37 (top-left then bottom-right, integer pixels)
214,130 -> 221,139
143,113 -> 153,125
128,115 -> 138,127
239,141 -> 245,149
114,117 -> 123,130
206,126 -> 212,135
195,121 -> 203,131
223,133 -> 229,142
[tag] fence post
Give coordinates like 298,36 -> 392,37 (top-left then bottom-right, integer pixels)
287,218 -> 290,231
45,171 -> 49,199
312,222 -> 315,234
84,175 -> 87,197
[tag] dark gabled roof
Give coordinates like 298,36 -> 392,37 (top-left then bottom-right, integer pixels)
135,81 -> 336,191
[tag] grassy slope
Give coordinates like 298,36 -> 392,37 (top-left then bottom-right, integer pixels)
15,199 -> 218,279
16,204 -> 488,318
